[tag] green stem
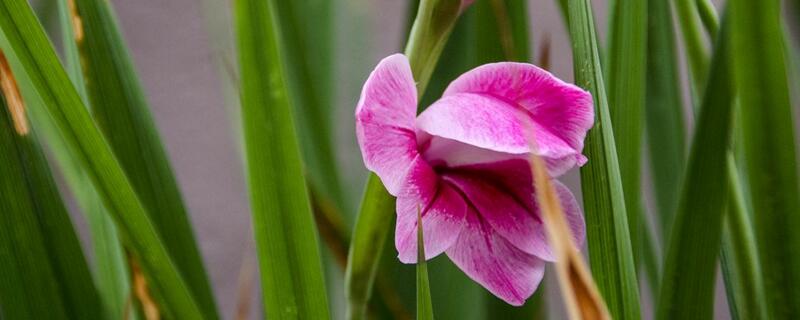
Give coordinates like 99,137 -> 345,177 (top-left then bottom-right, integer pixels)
345,1 -> 464,319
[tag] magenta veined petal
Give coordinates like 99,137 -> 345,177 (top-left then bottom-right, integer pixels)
439,62 -> 594,171
395,156 -> 467,263
446,208 -> 546,306
441,159 -> 585,261
355,54 -> 591,306
355,54 -> 419,195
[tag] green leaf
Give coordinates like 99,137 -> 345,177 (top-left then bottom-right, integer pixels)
50,1 -> 132,318
695,0 -> 719,36
67,0 -> 217,316
272,0 -> 347,213
605,0 -> 647,272
720,156 -> 768,320
656,19 -> 734,319
234,0 -> 330,318
0,1 -> 204,318
645,0 -> 686,243
566,0 -> 642,318
730,0 -> 800,317
416,209 -> 434,320
0,86 -> 102,320
345,1 -> 464,318
345,176 -> 396,319
672,0 -> 709,99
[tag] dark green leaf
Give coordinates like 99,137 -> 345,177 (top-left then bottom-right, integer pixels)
0,83 -> 102,320
566,0 -> 642,317
645,0 -> 686,242
235,0 -> 330,317
69,0 -> 217,316
606,0 -> 647,272
0,1 -> 204,317
657,19 -> 733,319
272,0 -> 347,213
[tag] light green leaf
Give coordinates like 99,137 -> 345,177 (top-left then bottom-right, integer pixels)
67,0 -> 217,316
234,0 -> 330,317
606,0 -> 647,273
0,1 -> 204,317
566,0 -> 642,317
672,0 -> 709,100
730,0 -> 800,317
720,156 -> 768,320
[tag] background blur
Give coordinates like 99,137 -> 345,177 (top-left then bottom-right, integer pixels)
43,0 -> 798,318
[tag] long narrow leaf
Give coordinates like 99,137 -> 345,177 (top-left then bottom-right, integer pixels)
656,19 -> 733,318
50,1 -> 133,318
730,0 -> 800,317
605,0 -> 647,270
672,0 -> 709,98
566,0 -> 642,318
720,156 -> 768,320
416,209 -> 434,320
67,0 -> 218,316
272,0 -> 346,212
235,0 -> 330,317
0,1 -> 204,317
0,63 -> 102,320
645,0 -> 686,242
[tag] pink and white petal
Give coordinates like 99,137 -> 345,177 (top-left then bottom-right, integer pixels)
395,157 -> 467,263
418,133 -> 527,169
446,210 -> 546,306
355,54 -> 420,195
443,172 -> 553,260
442,62 -> 594,163
417,93 -> 533,155
553,180 -> 586,249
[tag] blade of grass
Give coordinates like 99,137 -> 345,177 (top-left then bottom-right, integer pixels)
605,0 -> 647,272
673,0 -> 709,100
272,0 -> 347,213
566,0 -> 642,318
645,0 -> 686,243
234,0 -> 330,317
416,209 -> 434,320
66,0 -> 218,316
720,156 -> 768,320
730,0 -> 800,317
51,1 -> 133,318
345,1 -> 464,318
695,0 -> 718,36
0,1 -> 204,317
656,18 -> 733,319
0,57 -> 102,320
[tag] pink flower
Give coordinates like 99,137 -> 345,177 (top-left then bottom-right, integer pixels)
355,54 -> 593,305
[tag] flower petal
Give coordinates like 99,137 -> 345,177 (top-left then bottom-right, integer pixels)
445,208 -> 545,306
443,159 -> 585,261
553,179 -> 586,249
395,156 -> 466,263
440,62 -> 594,167
443,164 -> 550,260
355,54 -> 419,195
